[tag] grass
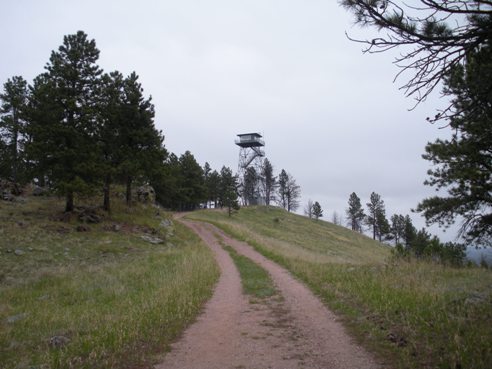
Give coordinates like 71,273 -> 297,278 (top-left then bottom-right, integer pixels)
0,194 -> 219,369
222,245 -> 276,299
189,206 -> 492,369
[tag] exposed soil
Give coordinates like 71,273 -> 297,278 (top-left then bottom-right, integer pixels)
155,219 -> 381,369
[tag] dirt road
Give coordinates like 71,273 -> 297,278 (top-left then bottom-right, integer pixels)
155,219 -> 380,369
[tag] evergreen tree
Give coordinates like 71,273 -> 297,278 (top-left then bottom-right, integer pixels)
219,166 -> 240,216
242,166 -> 258,205
260,158 -> 276,205
29,31 -> 102,212
153,153 -> 181,209
312,201 -> 323,220
366,192 -> 388,241
177,151 -> 205,210
390,214 -> 406,245
403,215 -> 417,249
277,169 -> 301,212
346,192 -> 365,232
206,169 -> 221,208
119,72 -> 166,206
277,169 -> 289,210
24,73 -> 59,187
0,76 -> 28,182
416,41 -> 492,245
98,71 -> 125,212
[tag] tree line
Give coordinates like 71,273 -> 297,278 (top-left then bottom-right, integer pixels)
345,191 -> 465,265
225,158 -> 301,212
0,30 -> 304,216
0,31 -> 243,213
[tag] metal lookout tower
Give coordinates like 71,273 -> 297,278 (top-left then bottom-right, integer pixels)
235,133 -> 265,205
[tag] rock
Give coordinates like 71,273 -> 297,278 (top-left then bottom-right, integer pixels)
76,225 -> 90,232
140,235 -> 164,244
136,185 -> 156,203
0,179 -> 23,198
2,192 -> 15,202
6,313 -> 28,324
32,186 -> 48,196
465,292 -> 487,305
78,209 -> 102,224
112,224 -> 121,232
160,219 -> 173,228
49,335 -> 71,348
14,249 -> 25,256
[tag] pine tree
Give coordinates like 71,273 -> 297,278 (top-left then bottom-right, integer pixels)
98,71 -> 126,212
153,153 -> 181,209
341,1 -> 491,108
416,41 -> 492,245
366,192 -> 388,241
243,167 -> 258,205
261,158 -> 276,205
219,166 -> 239,216
0,76 -> 28,182
206,169 -> 221,208
390,214 -> 406,245
177,151 -> 206,210
403,215 -> 416,249
277,169 -> 300,212
346,192 -> 365,232
29,31 -> 102,212
312,201 -> 323,220
119,72 -> 166,206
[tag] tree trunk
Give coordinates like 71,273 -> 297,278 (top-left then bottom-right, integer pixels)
126,176 -> 132,206
103,174 -> 111,213
65,191 -> 74,212
11,108 -> 18,182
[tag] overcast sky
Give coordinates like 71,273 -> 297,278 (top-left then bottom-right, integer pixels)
1,0 -> 462,241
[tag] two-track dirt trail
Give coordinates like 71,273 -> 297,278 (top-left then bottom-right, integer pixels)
155,219 -> 381,369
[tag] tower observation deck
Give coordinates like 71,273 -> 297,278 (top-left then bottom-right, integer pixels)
235,133 -> 265,205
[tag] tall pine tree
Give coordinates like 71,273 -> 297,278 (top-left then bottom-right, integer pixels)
30,31 -> 102,211
0,76 -> 29,182
346,192 -> 365,232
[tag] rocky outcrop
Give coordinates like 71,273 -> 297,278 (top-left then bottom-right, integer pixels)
136,185 -> 156,204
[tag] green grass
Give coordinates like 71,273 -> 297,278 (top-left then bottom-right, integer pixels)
189,206 -> 492,369
222,245 -> 276,299
0,195 -> 219,369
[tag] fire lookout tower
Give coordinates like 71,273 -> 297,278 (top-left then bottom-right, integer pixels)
235,133 -> 265,205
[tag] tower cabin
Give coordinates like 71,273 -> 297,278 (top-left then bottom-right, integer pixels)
235,133 -> 265,148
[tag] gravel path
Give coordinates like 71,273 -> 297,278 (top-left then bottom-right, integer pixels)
155,219 -> 381,369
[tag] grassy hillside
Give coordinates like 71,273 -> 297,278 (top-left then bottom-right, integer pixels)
189,206 -> 492,369
190,205 -> 390,264
0,195 -> 219,369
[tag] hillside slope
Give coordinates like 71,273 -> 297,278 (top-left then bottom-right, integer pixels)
0,195 -> 219,369
189,206 -> 492,369
189,206 -> 390,264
